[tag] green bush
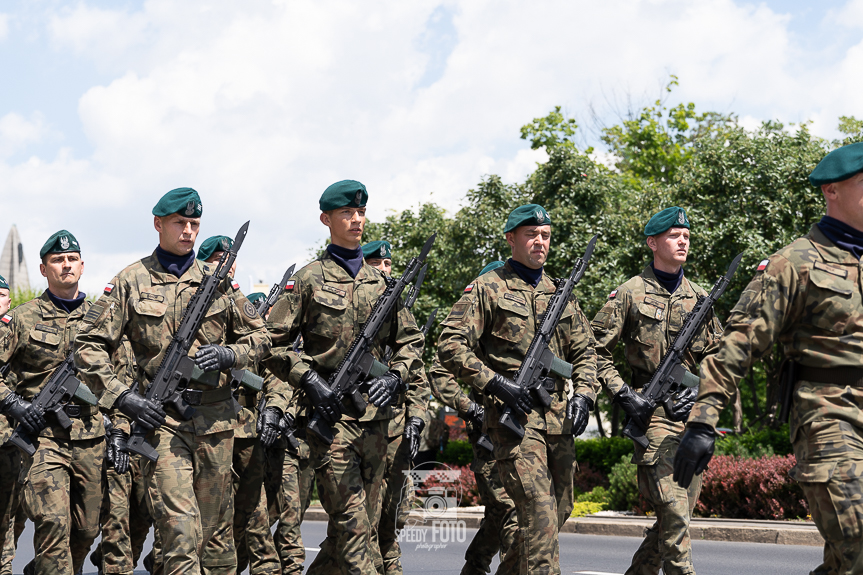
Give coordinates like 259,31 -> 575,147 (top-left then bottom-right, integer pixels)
574,436 -> 634,475
607,455 -> 640,512
571,501 -> 607,517
576,486 -> 609,504
715,425 -> 792,458
439,440 -> 473,466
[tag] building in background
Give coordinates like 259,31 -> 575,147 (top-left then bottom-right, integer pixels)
0,225 -> 30,292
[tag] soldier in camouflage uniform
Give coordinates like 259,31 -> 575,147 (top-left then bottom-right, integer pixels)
591,207 -> 721,575
0,231 -> 105,575
265,180 -> 425,575
0,273 -> 22,575
73,188 -> 276,575
197,236 -> 280,575
437,204 -> 598,575
362,239 -> 430,575
674,142 -> 863,575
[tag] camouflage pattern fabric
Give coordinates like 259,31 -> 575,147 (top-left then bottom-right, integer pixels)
689,225 -> 863,575
0,442 -> 21,575
232,437 -> 280,575
437,262 -> 598,574
591,266 -> 720,574
376,432 -> 413,574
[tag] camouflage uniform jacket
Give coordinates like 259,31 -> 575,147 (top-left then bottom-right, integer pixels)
591,265 -> 722,464
0,290 -> 105,440
73,251 -> 275,436
264,252 -> 425,422
429,353 -> 473,417
437,262 -> 599,434
691,224 -> 863,443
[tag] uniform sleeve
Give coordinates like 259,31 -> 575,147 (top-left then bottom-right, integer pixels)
224,285 -> 271,370
73,277 -> 130,409
264,277 -> 310,388
689,255 -> 798,428
261,366 -> 293,414
590,288 -> 630,397
0,317 -> 23,401
567,299 -> 600,403
385,304 -> 425,387
437,289 -> 497,393
429,354 -> 473,415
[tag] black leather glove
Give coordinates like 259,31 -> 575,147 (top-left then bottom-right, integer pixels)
115,390 -> 166,432
106,427 -> 130,474
0,393 -> 46,435
673,422 -> 716,489
613,385 -> 652,431
464,401 -> 484,428
258,406 -> 284,448
367,371 -> 403,408
404,416 -> 425,460
485,373 -> 532,415
194,344 -> 236,373
666,385 -> 699,422
300,370 -> 341,424
566,394 -> 593,437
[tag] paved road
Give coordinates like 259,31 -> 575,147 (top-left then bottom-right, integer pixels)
11,519 -> 824,574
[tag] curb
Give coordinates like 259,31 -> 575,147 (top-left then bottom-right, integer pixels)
303,506 -> 823,547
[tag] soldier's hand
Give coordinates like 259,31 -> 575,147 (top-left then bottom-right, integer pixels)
612,385 -> 652,430
368,371 -> 403,407
0,393 -> 47,435
259,406 -> 284,448
404,416 -> 425,460
673,422 -> 715,489
107,427 -> 131,474
194,344 -> 236,373
464,401 -> 484,428
486,374 -> 532,415
115,390 -> 166,432
300,370 -> 341,425
666,385 -> 699,422
567,394 -> 594,437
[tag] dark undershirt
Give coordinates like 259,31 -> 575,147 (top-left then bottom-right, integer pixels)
508,258 -> 543,288
47,289 -> 86,313
327,243 -> 364,279
817,216 -> 863,261
155,245 -> 196,278
650,262 -> 683,294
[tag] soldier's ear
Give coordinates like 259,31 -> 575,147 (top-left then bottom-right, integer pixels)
646,235 -> 658,253
320,212 -> 332,228
154,216 -> 163,234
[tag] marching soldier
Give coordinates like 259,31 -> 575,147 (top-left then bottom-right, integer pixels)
674,142 -> 863,575
591,207 -> 721,575
437,204 -> 598,574
265,180 -> 425,575
0,273 -> 22,575
0,231 -> 104,575
73,188 -> 275,575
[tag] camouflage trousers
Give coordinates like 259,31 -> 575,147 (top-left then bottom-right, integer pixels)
306,418 -> 388,575
0,445 -> 21,575
489,428 -> 574,575
376,432 -> 415,575
142,427 -> 235,575
627,437 -> 702,575
91,458 -> 152,574
266,438 -> 315,574
232,437 -> 280,575
791,418 -> 863,575
461,439 -> 518,575
20,436 -> 104,575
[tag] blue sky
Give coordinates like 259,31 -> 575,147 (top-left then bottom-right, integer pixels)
1,0 -> 862,294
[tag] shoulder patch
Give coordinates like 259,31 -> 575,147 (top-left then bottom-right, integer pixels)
285,280 -> 295,291
609,289 -> 617,299
104,283 -> 115,295
757,259 -> 769,272
84,302 -> 106,324
448,302 -> 469,319
464,284 -> 474,293
1,315 -> 11,325
231,280 -> 240,290
243,301 -> 258,319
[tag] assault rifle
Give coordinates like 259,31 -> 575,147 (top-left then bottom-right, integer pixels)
622,252 -> 744,449
126,221 -> 250,462
499,234 -> 599,438
8,352 -> 98,456
258,264 -> 296,316
307,233 -> 437,444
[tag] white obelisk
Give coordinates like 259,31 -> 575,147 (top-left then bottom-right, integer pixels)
0,225 -> 30,292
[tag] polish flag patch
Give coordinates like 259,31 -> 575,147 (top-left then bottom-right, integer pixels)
609,289 -> 618,299
104,283 -> 114,295
757,259 -> 769,272
464,284 -> 474,293
1,315 -> 11,325
285,280 -> 295,291
231,280 -> 240,290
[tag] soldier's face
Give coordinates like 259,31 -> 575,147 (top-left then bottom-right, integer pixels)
366,258 -> 391,275
154,214 -> 200,256
0,289 -> 9,317
206,252 -> 237,278
648,227 -> 690,269
320,207 -> 366,249
507,225 -> 551,269
40,252 -> 84,291
823,173 -> 863,230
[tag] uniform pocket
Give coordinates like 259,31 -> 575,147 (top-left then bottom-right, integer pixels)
28,325 -> 62,347
806,269 -> 855,334
491,297 -> 529,343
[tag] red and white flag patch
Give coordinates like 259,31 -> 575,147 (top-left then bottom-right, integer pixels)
104,283 -> 114,295
285,280 -> 295,291
1,315 -> 11,325
757,259 -> 769,272
609,289 -> 618,299
464,284 -> 474,293
231,280 -> 240,290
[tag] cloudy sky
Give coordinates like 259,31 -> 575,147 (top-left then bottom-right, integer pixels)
1,0 -> 861,295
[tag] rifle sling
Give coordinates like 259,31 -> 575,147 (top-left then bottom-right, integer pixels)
797,365 -> 863,387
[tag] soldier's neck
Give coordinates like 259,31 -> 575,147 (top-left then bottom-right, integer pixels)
651,258 -> 682,275
47,284 -> 80,301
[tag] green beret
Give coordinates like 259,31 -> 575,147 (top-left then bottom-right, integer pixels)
320,180 -> 368,211
479,261 -> 505,276
196,235 -> 233,261
809,142 -> 863,186
152,187 -> 203,218
644,207 -> 690,237
0,274 -> 7,290
246,292 -> 266,306
504,204 -> 551,233
362,240 -> 391,260
40,230 -> 81,259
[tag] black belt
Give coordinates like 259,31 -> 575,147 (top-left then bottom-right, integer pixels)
181,387 -> 233,406
798,365 -> 863,387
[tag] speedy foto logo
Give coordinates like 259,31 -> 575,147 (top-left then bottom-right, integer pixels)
395,462 -> 467,550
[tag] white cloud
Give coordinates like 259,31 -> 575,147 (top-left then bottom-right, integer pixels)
0,113 -> 49,157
